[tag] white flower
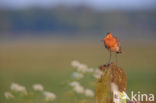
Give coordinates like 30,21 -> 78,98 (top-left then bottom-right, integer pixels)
69,81 -> 84,94
10,83 -> 27,94
69,81 -> 80,87
73,85 -> 84,94
72,72 -> 84,79
43,91 -> 56,101
71,60 -> 80,68
84,89 -> 94,97
93,69 -> 103,79
77,64 -> 88,73
4,92 -> 14,99
32,84 -> 44,91
71,60 -> 92,73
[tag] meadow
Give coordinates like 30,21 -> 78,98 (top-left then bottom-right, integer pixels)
0,37 -> 156,103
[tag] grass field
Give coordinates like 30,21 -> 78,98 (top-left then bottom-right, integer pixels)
0,38 -> 156,103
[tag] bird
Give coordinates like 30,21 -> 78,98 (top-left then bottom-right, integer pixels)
102,32 -> 122,64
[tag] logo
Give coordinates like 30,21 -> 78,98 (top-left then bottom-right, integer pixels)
111,83 -> 155,103
113,91 -> 155,103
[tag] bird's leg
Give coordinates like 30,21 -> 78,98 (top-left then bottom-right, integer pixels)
115,53 -> 118,65
108,50 -> 112,64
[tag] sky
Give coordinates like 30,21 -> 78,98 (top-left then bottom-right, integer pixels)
0,0 -> 156,10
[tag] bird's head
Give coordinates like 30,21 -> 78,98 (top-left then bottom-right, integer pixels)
106,32 -> 113,38
101,32 -> 113,41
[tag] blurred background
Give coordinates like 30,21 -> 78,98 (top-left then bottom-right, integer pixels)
0,0 -> 156,103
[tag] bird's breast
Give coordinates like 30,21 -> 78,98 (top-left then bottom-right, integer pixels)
104,38 -> 116,48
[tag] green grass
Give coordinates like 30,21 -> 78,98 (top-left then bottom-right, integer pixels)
0,39 -> 156,103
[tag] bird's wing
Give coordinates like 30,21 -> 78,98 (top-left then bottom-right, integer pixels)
115,37 -> 122,53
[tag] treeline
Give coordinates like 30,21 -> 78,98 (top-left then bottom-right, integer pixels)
0,6 -> 156,33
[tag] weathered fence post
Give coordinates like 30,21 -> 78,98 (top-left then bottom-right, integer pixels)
96,63 -> 127,103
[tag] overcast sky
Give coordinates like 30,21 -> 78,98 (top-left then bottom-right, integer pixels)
0,0 -> 156,10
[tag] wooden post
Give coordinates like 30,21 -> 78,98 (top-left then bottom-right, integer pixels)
96,63 -> 127,103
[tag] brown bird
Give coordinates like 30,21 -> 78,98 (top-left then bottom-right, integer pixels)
102,32 -> 122,64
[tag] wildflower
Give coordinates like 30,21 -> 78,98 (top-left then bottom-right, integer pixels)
71,60 -> 90,73
43,91 -> 56,101
10,83 -> 27,94
4,92 -> 14,99
93,69 -> 103,79
71,60 -> 80,68
69,81 -> 80,87
69,81 -> 84,94
77,64 -> 88,73
32,84 -> 44,91
84,89 -> 94,97
73,85 -> 84,94
72,72 -> 84,79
